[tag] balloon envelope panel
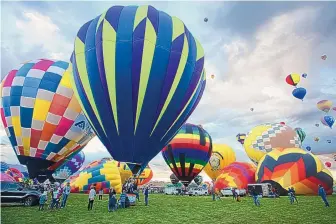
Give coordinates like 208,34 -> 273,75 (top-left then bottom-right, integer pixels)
117,162 -> 133,184
69,5 -> 206,166
162,123 -> 212,186
0,172 -> 15,182
203,144 -> 236,180
135,165 -> 153,186
53,151 -> 85,180
0,59 -> 95,179
214,162 -> 256,192
244,123 -> 301,165
69,158 -> 122,194
256,148 -> 334,195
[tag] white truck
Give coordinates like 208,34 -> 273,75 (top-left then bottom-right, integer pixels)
220,187 -> 246,197
247,183 -> 272,197
187,188 -> 208,196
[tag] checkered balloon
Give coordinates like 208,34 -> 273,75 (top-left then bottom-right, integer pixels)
0,59 -> 95,178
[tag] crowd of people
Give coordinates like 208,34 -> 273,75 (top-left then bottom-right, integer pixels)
37,182 -> 71,211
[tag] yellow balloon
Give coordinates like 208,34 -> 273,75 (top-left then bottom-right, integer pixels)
203,144 -> 236,180
117,162 -> 133,184
244,123 -> 301,165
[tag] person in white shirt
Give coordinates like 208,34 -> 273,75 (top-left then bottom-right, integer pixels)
61,182 -> 71,208
88,186 -> 96,211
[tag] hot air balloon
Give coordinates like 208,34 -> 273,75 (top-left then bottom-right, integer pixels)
69,5 -> 206,171
214,162 -> 256,192
333,107 -> 336,112
250,108 -> 254,112
294,127 -> 306,143
0,59 -> 95,181
210,74 -> 215,79
314,137 -> 320,142
317,100 -> 333,113
306,146 -> 312,151
280,122 -> 286,125
203,144 -> 236,180
6,168 -> 24,182
135,165 -> 153,186
256,148 -> 333,195
292,87 -> 306,101
327,140 -> 332,144
161,123 -> 212,187
194,175 -> 203,185
322,115 -> 335,128
204,17 -> 208,22
170,173 -> 179,185
0,172 -> 15,182
325,162 -> 331,168
321,55 -> 327,60
236,133 -> 246,145
117,162 -> 133,184
53,151 -> 85,181
302,73 -> 307,78
315,123 -> 319,127
0,162 -> 9,172
244,123 -> 301,165
285,73 -> 300,86
69,158 -> 122,194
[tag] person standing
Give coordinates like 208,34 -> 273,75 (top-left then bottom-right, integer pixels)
50,183 -> 60,209
288,188 -> 294,204
61,182 -> 71,208
212,182 -> 216,201
88,186 -> 96,211
133,182 -> 140,202
251,186 -> 260,206
98,188 -> 103,200
108,187 -> 117,212
144,186 -> 149,206
232,188 -> 236,201
291,187 -> 298,204
318,184 -> 330,207
119,190 -> 127,208
38,190 -> 48,211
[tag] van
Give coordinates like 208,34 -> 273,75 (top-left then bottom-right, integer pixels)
221,187 -> 246,197
247,183 -> 272,197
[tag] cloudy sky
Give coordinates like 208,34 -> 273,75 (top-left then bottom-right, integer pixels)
1,1 -> 335,181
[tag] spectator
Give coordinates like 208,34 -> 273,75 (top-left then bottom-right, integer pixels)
61,182 -> 71,208
119,190 -> 127,208
133,182 -> 140,202
98,188 -> 103,200
251,186 -> 260,206
108,188 -> 117,212
318,184 -> 330,207
88,186 -> 96,211
38,190 -> 48,211
144,186 -> 149,206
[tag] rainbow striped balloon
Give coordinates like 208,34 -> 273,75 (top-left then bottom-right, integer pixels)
69,5 -> 206,166
162,123 -> 212,186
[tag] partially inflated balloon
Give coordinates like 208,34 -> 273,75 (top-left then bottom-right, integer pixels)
322,116 -> 335,128
317,100 -> 332,113
1,59 -> 95,181
162,123 -> 212,186
203,144 -> 236,180
53,151 -> 85,180
286,73 -> 300,86
292,87 -> 306,100
69,5 -> 206,168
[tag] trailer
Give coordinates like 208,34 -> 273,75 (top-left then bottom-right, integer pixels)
248,183 -> 272,197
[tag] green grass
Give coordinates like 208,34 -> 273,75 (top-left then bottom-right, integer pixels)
1,194 -> 336,224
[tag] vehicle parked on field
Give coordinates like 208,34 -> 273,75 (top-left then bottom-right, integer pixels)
247,183 -> 272,197
187,188 -> 208,196
220,187 -> 246,197
1,181 -> 41,206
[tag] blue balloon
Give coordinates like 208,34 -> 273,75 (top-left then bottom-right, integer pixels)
306,146 -> 311,151
292,87 -> 307,100
1,162 -> 9,172
323,115 -> 335,128
302,73 -> 307,78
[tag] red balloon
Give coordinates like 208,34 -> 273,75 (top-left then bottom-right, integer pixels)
325,162 -> 331,168
280,122 -> 286,125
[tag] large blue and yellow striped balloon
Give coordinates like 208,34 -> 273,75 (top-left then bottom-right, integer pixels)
69,5 -> 206,165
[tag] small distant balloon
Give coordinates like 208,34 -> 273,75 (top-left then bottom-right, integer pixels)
314,137 -> 320,142
322,115 -> 335,128
250,108 -> 254,112
317,100 -> 333,113
211,74 -> 215,79
325,162 -> 331,168
327,140 -> 332,144
321,55 -> 327,60
280,122 -> 286,125
286,73 -> 301,86
302,73 -> 307,78
204,17 -> 208,22
306,146 -> 311,151
315,123 -> 319,127
333,107 -> 336,112
292,87 -> 307,101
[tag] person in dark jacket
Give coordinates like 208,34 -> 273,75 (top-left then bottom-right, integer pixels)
318,185 -> 330,207
133,182 -> 140,202
108,187 -> 117,212
144,186 -> 149,206
291,187 -> 298,204
251,186 -> 260,206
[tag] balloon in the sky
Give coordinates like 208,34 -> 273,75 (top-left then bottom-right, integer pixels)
162,123 -> 212,186
69,5 -> 206,169
322,115 -> 335,128
135,165 -> 153,186
286,73 -> 301,86
314,137 -> 320,142
116,162 -> 132,184
302,73 -> 307,78
256,148 -> 333,195
327,139 -> 332,144
244,123 -> 301,165
250,108 -> 254,112
210,74 -> 215,79
294,127 -> 306,143
280,122 -> 286,125
0,59 -> 95,181
203,144 -> 236,180
69,158 -> 122,194
53,151 -> 85,180
194,175 -> 203,185
170,173 -> 179,185
292,87 -> 307,100
236,133 -> 246,145
317,100 -> 333,113
325,162 -> 331,168
315,123 -> 319,127
204,17 -> 208,22
1,162 -> 9,172
306,146 -> 312,151
321,55 -> 327,60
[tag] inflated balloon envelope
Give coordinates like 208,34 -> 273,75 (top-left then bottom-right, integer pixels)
69,5 -> 206,167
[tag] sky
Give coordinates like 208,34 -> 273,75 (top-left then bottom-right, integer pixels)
1,1 -> 336,181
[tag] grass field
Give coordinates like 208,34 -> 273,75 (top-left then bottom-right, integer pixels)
1,194 -> 336,224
